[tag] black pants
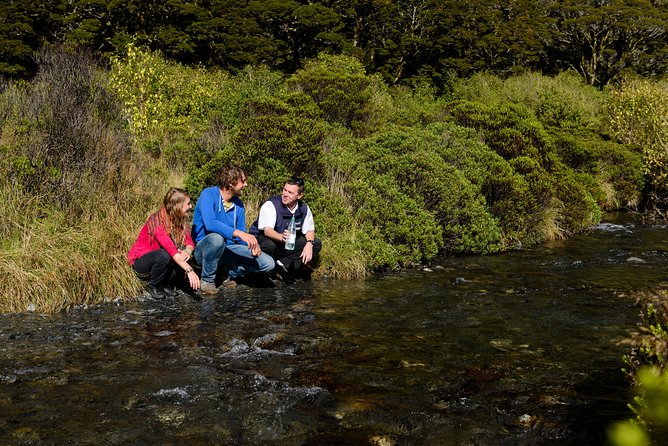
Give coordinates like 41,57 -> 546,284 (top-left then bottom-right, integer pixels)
132,249 -> 175,288
256,234 -> 322,271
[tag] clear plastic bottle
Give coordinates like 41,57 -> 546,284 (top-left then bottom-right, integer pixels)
285,216 -> 296,250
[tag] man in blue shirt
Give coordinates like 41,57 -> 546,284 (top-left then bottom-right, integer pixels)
191,166 -> 275,295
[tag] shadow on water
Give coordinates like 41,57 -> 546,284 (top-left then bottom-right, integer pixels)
0,212 -> 666,445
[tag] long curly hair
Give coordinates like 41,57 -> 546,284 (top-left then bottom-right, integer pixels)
146,187 -> 190,248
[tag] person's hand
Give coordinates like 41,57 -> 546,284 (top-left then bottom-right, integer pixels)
178,249 -> 191,262
301,241 -> 313,264
174,252 -> 188,263
186,270 -> 200,290
281,230 -> 289,243
238,232 -> 261,256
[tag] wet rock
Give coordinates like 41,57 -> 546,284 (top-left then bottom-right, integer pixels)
369,434 -> 397,446
335,397 -> 378,419
626,257 -> 645,263
154,387 -> 190,400
221,338 -> 251,356
518,413 -> 541,427
155,406 -> 186,427
253,332 -> 286,349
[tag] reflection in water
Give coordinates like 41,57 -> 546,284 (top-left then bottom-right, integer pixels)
1,214 -> 667,445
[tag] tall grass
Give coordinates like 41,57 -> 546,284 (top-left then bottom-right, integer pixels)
0,45 -> 172,313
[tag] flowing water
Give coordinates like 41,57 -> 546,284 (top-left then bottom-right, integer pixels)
1,213 -> 667,445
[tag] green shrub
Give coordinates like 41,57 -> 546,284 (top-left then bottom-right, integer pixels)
453,71 -> 604,131
287,53 -> 373,131
434,123 -> 541,246
110,43 -> 284,169
324,125 -> 505,266
233,92 -> 327,178
552,130 -> 644,209
607,79 -> 668,210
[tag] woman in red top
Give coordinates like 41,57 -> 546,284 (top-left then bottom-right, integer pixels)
128,187 -> 200,298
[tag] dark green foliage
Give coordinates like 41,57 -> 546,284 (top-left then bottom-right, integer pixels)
233,93 -> 327,179
552,129 -> 644,209
0,0 -> 38,78
325,125 -> 504,266
446,100 -> 553,166
287,54 -> 372,131
546,0 -> 668,87
2,0 -> 668,91
183,145 -> 238,200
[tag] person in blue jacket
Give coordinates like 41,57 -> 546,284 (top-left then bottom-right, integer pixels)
191,166 -> 275,295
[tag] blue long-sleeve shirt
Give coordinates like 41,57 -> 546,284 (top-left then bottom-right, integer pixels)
191,186 -> 246,245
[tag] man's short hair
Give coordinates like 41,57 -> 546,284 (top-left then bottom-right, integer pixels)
287,176 -> 305,194
218,166 -> 246,190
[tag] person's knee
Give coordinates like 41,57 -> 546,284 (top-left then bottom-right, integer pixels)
311,238 -> 323,255
196,233 -> 226,257
155,249 -> 171,265
257,253 -> 275,273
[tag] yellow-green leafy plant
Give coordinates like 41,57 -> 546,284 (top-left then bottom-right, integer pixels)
607,80 -> 668,211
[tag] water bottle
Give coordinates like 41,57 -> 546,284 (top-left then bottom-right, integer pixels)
285,216 -> 296,250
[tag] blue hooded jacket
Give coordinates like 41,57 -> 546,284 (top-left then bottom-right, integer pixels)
191,186 -> 246,245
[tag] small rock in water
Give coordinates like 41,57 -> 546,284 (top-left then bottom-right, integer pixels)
369,435 -> 397,446
518,413 -> 540,427
423,267 -> 433,272
453,277 -> 468,285
400,359 -> 426,368
626,257 -> 645,263
152,330 -> 175,337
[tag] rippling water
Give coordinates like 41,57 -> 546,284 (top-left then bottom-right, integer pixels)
1,213 -> 667,445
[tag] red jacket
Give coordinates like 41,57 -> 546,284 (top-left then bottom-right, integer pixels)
128,220 -> 195,265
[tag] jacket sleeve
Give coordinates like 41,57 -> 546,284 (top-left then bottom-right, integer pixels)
199,188 -> 236,240
153,225 -> 180,258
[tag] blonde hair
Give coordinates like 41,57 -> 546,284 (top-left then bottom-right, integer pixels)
147,187 -> 190,247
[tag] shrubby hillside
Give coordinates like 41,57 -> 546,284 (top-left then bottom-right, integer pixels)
0,45 -> 663,312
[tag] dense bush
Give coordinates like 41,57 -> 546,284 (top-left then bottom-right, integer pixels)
607,80 -> 668,212
110,43 -> 284,168
287,53 -> 374,132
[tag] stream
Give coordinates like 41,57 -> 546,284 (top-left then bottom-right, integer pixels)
1,213 -> 666,445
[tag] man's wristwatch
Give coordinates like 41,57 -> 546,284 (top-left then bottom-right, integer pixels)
306,240 -> 314,244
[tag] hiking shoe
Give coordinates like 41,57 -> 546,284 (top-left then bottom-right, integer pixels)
199,281 -> 219,296
162,287 -> 179,298
273,264 -> 294,285
147,286 -> 166,300
222,278 -> 238,288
